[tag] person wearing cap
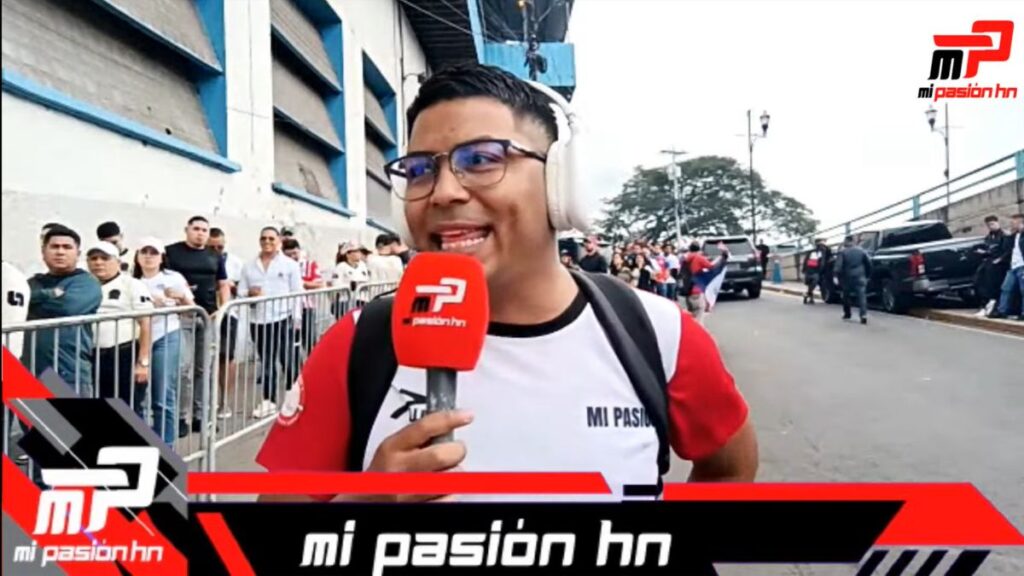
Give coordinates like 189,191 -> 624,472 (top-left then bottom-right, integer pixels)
87,240 -> 153,416
578,236 -> 608,273
22,225 -> 102,395
97,221 -> 134,273
134,237 -> 194,443
332,242 -> 370,291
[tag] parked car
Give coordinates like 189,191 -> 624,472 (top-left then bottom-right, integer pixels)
702,236 -> 762,299
819,220 -> 986,313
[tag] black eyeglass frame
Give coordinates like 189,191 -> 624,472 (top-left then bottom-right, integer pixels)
383,138 -> 547,201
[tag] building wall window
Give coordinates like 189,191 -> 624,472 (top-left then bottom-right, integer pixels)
1,0 -> 232,168
269,0 -> 349,215
363,53 -> 398,231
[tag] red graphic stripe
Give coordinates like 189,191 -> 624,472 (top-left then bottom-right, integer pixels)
189,472 -> 612,495
934,34 -> 993,47
197,512 -> 256,576
2,347 -> 55,425
663,483 -> 1024,546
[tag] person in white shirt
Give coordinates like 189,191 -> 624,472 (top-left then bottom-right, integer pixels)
133,237 -> 194,444
332,242 -> 371,315
2,260 -> 31,358
366,234 -> 405,285
238,227 -> 303,418
993,213 -> 1024,321
87,241 -> 153,416
208,227 -> 245,420
662,242 -> 681,301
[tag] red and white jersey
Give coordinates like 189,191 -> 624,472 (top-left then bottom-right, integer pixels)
256,288 -> 747,501
298,256 -> 321,283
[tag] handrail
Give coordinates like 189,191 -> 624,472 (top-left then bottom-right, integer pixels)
776,148 -> 1022,251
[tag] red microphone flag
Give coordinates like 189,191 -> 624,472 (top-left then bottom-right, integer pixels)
391,253 -> 489,371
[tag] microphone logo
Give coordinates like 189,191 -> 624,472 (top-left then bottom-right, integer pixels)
414,278 -> 466,312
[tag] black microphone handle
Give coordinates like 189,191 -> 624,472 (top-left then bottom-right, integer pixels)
426,368 -> 457,445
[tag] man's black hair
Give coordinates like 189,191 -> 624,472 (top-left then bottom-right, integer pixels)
406,63 -> 558,143
96,221 -> 121,239
44,225 -> 81,247
260,226 -> 280,237
209,227 -> 225,238
688,242 -> 700,252
375,233 -> 399,248
41,222 -> 63,232
187,215 -> 209,226
282,238 -> 300,251
1012,213 -> 1024,219
984,215 -> 999,224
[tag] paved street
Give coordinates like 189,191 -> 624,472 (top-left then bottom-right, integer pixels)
667,291 -> 1024,575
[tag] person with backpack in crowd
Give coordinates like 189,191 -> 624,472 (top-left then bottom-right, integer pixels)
255,63 -> 756,503
801,238 -> 830,305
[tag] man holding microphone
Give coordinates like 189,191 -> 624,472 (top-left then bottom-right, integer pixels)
257,64 -> 757,501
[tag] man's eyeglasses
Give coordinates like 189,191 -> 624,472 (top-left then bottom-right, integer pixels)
384,138 -> 546,202
259,237 -> 277,242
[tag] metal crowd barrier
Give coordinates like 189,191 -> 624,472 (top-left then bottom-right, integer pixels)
206,281 -> 398,473
2,306 -> 213,474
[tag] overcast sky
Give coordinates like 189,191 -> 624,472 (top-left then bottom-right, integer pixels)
567,0 -> 1024,234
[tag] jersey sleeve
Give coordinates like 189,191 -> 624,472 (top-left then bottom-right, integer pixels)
256,311 -> 356,494
667,311 -> 748,461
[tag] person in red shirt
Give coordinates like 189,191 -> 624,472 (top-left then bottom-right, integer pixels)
256,64 -> 757,503
283,238 -> 323,358
684,242 -> 716,324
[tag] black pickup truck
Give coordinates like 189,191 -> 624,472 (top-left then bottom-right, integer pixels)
819,220 -> 986,314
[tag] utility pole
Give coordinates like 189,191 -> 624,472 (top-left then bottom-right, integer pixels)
925,103 -> 952,213
660,148 -> 687,246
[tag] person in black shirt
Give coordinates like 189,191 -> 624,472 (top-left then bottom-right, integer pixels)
578,236 -> 608,273
973,215 -> 1007,315
756,242 -> 770,279
164,215 -> 230,434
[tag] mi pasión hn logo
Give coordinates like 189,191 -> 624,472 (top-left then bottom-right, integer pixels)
918,20 -> 1017,101
405,278 -> 468,327
13,446 -> 165,568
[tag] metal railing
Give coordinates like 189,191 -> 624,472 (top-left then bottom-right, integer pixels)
3,306 -> 213,474
3,281 -> 400,481
205,281 -> 398,472
776,148 -> 1023,253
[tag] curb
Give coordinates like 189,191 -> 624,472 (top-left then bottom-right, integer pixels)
907,308 -> 1024,337
762,283 -> 1024,337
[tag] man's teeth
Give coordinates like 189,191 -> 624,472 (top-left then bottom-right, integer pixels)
441,236 -> 486,250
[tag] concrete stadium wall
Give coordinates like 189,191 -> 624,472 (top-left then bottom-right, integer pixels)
920,178 -> 1024,237
2,0 -> 427,273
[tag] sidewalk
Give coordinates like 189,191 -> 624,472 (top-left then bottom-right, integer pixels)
762,281 -> 1024,337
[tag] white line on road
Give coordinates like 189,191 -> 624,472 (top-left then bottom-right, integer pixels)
763,290 -> 1024,342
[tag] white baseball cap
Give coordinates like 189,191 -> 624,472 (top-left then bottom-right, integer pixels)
85,241 -> 119,258
137,236 -> 165,254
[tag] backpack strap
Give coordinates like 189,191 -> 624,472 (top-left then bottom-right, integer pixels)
570,271 -> 671,477
345,296 -> 397,471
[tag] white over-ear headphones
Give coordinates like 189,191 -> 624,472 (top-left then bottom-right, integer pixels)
390,80 -> 590,246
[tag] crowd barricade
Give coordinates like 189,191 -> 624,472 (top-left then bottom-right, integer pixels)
205,282 -> 396,472
2,282 -> 401,480
2,306 -> 214,475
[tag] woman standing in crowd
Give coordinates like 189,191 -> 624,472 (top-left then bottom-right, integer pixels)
133,237 -> 193,444
633,252 -> 656,292
610,252 -> 633,284
332,242 -> 370,315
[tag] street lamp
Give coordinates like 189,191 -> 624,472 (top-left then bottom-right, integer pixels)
747,109 -> 770,244
925,103 -> 951,211
660,148 -> 687,246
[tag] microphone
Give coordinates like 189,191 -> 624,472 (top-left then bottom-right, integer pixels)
391,253 -> 489,444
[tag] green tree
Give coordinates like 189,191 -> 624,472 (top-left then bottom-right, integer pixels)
595,156 -> 818,243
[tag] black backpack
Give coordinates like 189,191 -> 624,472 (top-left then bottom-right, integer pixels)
345,271 -> 672,477
678,258 -> 695,298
